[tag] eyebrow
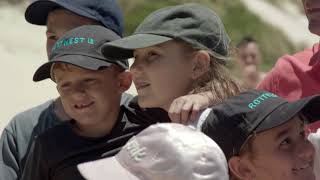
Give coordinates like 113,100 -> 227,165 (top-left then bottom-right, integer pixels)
274,126 -> 292,141
274,120 -> 304,141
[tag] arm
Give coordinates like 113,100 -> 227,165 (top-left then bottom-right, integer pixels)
0,129 -> 19,180
168,91 -> 213,124
21,138 -> 49,180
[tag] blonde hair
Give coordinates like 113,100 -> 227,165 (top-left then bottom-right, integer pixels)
189,54 -> 242,104
175,40 -> 242,103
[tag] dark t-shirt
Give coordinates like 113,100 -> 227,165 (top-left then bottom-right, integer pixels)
21,105 -> 157,180
0,93 -> 135,180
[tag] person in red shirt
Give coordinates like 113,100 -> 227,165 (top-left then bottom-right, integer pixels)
257,0 -> 320,132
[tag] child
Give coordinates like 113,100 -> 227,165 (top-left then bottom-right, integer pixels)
202,90 -> 320,180
21,25 -> 159,180
101,3 -> 241,124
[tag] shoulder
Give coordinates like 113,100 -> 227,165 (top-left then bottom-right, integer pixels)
4,100 -> 55,134
257,51 -> 304,91
125,98 -> 171,124
188,108 -> 212,130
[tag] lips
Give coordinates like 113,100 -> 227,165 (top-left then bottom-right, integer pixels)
292,161 -> 313,174
293,164 -> 309,171
74,102 -> 94,109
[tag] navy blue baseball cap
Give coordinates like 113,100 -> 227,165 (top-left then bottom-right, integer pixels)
25,0 -> 124,36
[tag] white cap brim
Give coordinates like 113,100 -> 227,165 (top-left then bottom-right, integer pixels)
78,156 -> 139,180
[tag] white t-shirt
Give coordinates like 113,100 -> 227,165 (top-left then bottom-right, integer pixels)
308,129 -> 320,180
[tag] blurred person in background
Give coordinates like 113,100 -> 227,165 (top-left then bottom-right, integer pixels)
236,36 -> 265,89
257,0 -> 320,132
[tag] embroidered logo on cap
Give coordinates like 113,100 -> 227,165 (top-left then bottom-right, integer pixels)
248,92 -> 278,109
52,37 -> 95,52
125,139 -> 147,162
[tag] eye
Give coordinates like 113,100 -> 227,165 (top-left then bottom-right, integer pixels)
46,32 -> 58,41
280,137 -> 291,147
48,35 -> 57,41
59,83 -> 70,90
57,82 -> 71,94
300,129 -> 307,140
84,78 -> 97,85
146,51 -> 160,62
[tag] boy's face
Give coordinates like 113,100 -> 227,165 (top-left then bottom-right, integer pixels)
46,9 -> 99,58
240,115 -> 315,180
130,40 -> 194,110
301,0 -> 320,36
53,64 -> 125,126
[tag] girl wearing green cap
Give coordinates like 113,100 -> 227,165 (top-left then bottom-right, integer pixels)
101,3 -> 241,123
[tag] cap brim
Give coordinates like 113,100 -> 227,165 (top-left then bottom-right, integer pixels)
256,95 -> 320,132
25,0 -> 97,25
78,156 -> 139,180
33,55 -> 113,82
25,0 -> 61,25
101,34 -> 172,60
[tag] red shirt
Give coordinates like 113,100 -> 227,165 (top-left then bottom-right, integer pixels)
257,43 -> 320,132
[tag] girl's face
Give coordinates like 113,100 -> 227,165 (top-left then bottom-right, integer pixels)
240,116 -> 315,180
131,40 -> 194,110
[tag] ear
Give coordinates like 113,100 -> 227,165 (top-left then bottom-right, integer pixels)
191,50 -> 210,80
117,70 -> 132,93
228,156 -> 254,180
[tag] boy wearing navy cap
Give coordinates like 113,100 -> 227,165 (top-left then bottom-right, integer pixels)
202,90 -> 320,180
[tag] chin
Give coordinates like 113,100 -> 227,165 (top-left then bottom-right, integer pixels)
137,97 -> 161,109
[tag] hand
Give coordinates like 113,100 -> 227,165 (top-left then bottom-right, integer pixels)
168,94 -> 210,124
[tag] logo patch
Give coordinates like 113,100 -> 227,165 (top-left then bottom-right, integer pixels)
125,139 -> 147,162
248,92 -> 278,109
52,37 -> 95,51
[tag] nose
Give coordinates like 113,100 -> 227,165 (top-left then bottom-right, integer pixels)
130,59 -> 144,76
69,84 -> 88,100
296,139 -> 315,162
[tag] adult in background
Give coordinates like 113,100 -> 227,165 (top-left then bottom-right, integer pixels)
257,0 -> 320,132
236,36 -> 265,89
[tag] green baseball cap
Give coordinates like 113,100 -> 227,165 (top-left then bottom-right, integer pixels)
101,3 -> 230,61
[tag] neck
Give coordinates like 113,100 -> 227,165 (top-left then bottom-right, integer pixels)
72,107 -> 121,138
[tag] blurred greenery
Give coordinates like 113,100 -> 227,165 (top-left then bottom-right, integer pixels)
118,0 -> 297,72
